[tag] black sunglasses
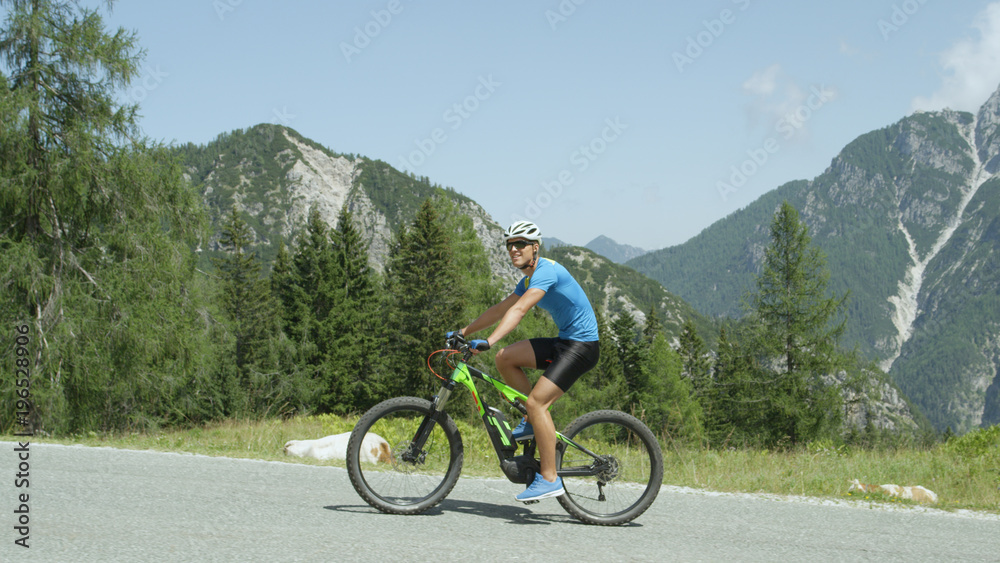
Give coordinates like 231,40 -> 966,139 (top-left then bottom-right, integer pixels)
506,240 -> 532,251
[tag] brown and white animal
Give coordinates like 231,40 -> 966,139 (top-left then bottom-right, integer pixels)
848,479 -> 938,503
284,432 -> 391,464
907,485 -> 938,503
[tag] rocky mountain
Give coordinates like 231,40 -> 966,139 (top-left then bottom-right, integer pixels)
542,237 -> 570,249
584,235 -> 648,264
175,124 -> 519,287
629,83 -> 1000,433
837,368 -> 925,436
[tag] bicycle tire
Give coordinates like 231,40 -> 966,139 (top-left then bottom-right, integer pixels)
556,410 -> 663,525
346,396 -> 464,515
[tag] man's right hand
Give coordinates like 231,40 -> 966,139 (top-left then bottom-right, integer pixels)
469,339 -> 491,352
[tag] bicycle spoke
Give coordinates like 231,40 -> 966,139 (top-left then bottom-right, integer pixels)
556,411 -> 663,525
347,397 -> 464,515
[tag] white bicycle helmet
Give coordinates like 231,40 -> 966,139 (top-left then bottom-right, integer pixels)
502,221 -> 542,244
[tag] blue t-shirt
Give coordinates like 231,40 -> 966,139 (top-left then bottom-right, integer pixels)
514,258 -> 599,342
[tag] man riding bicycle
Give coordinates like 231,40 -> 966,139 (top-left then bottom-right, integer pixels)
450,220 -> 600,502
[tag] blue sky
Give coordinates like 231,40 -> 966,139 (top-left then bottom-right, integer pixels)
92,1 -> 1000,250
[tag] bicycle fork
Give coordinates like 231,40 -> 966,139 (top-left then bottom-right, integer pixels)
401,382 -> 457,464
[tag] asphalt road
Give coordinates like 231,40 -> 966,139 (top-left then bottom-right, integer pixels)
1,442 -> 998,562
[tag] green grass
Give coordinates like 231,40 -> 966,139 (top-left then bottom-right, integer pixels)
9,415 -> 999,514
663,443 -> 999,512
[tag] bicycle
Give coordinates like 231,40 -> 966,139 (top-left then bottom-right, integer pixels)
346,334 -> 664,526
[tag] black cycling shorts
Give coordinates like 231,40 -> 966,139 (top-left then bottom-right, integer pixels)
529,338 -> 600,392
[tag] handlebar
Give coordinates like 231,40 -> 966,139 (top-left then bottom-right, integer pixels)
446,333 -> 472,361
445,332 -> 465,348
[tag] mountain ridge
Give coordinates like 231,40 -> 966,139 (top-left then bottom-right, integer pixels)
628,83 -> 1000,432
584,235 -> 648,264
179,124 -> 521,287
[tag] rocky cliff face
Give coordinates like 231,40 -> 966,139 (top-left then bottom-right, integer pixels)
282,132 -> 358,237
453,200 -> 520,287
804,102 -> 1000,433
976,86 -> 1000,174
835,370 -> 922,434
630,83 -> 1000,433
186,125 -> 517,286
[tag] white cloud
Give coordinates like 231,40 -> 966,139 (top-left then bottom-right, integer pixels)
839,40 -> 860,56
741,64 -> 838,141
911,2 -> 1000,112
742,64 -> 782,97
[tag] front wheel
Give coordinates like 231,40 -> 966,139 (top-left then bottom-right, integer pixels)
556,410 -> 663,525
346,396 -> 464,515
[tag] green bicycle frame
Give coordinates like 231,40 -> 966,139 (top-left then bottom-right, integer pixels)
432,360 -> 524,459
448,361 -> 524,416
429,356 -> 608,482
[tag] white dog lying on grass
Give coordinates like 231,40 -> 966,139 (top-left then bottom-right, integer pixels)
848,479 -> 938,503
284,432 -> 391,464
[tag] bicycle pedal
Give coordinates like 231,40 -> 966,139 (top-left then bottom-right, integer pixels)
520,499 -> 540,505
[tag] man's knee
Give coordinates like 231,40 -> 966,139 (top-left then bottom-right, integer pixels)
494,346 -> 510,369
524,394 -> 543,413
525,387 -> 560,414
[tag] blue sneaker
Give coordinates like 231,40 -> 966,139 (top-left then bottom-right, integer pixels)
511,418 -> 534,441
516,473 -> 565,502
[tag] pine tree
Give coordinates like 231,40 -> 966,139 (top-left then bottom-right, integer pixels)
706,323 -> 766,446
642,333 -> 703,443
213,207 -> 273,375
293,208 -> 338,330
384,199 -> 465,396
750,202 -> 846,444
610,312 -> 645,406
754,202 -> 847,378
433,196 -> 507,320
0,0 -> 213,432
212,207 -> 300,416
323,204 -> 386,411
678,318 -> 712,399
270,241 -> 302,338
711,201 -> 848,447
268,208 -> 363,413
642,305 -> 663,344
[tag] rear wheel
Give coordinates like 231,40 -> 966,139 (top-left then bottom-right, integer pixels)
346,396 -> 464,515
555,410 -> 663,525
